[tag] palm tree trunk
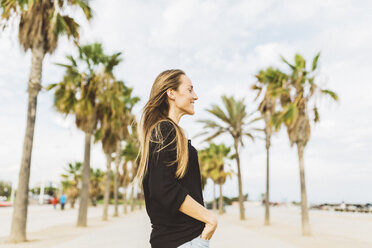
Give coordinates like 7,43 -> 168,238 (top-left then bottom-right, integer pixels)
122,161 -> 128,214
218,182 -> 223,215
77,132 -> 92,227
212,181 -> 217,212
113,141 -> 121,217
9,45 -> 44,243
264,129 -> 271,226
129,185 -> 135,212
234,138 -> 246,220
123,187 -> 128,214
138,186 -> 143,210
297,142 -> 311,235
70,198 -> 75,209
264,144 -> 270,225
103,153 -> 112,221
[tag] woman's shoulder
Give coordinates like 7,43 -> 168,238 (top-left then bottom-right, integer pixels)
154,120 -> 177,137
158,119 -> 176,132
150,120 -> 176,144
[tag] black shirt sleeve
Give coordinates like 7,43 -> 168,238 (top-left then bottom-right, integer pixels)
148,121 -> 189,216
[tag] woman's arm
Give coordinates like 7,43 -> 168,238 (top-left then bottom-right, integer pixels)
179,195 -> 218,240
179,195 -> 217,225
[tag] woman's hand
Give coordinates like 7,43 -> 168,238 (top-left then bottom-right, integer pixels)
200,214 -> 218,240
178,196 -> 218,240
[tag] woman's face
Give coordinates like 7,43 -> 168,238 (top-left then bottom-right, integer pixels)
172,75 -> 198,115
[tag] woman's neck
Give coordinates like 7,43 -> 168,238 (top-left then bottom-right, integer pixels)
168,107 -> 183,124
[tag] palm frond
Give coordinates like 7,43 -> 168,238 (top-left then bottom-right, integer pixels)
321,89 -> 338,101
281,56 -> 295,70
199,128 -> 225,143
294,54 -> 306,70
313,106 -> 319,122
244,132 -> 254,141
206,104 -> 230,124
282,103 -> 298,124
247,116 -> 262,124
68,0 -> 92,20
312,52 -> 321,71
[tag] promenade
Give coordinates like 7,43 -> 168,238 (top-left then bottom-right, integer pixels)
1,203 -> 371,248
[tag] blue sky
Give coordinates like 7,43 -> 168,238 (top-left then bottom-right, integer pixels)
0,0 -> 371,204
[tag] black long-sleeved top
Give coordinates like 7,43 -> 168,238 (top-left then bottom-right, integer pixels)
142,121 -> 205,248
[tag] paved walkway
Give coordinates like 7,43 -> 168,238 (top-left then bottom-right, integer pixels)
1,203 -> 372,248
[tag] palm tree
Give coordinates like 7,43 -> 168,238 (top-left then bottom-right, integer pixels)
198,147 -> 217,211
47,43 -> 107,227
121,118 -> 140,212
210,143 -> 233,215
111,87 -> 139,217
119,159 -> 130,214
95,68 -> 139,219
252,67 -> 287,225
274,53 -> 338,235
61,162 -> 82,208
199,143 -> 233,215
89,168 -> 105,206
93,52 -> 125,221
197,95 -> 258,220
1,0 -> 92,242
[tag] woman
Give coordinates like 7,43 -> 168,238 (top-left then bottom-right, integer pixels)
134,69 -> 218,248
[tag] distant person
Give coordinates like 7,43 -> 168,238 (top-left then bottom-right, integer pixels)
341,201 -> 346,211
52,196 -> 58,210
134,70 -> 217,248
60,193 -> 67,210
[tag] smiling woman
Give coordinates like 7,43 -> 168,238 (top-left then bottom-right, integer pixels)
133,69 -> 217,248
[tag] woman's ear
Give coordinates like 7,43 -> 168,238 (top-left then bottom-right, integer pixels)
167,88 -> 175,100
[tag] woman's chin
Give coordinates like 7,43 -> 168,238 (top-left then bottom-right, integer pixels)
185,110 -> 195,115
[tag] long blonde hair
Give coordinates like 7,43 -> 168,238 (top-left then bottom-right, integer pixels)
133,69 -> 189,185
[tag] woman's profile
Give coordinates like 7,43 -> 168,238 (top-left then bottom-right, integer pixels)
133,69 -> 218,248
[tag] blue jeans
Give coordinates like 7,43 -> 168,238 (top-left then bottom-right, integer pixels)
177,235 -> 210,248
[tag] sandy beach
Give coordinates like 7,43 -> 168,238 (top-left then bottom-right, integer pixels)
0,202 -> 371,248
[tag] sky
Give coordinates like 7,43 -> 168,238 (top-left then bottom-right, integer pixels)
0,0 -> 371,205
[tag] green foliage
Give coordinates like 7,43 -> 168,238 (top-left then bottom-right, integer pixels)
230,194 -> 249,202
312,52 -> 320,71
0,0 -> 92,53
29,185 -> 58,196
321,89 -> 339,101
199,143 -> 234,186
90,168 -> 105,201
197,95 -> 258,147
264,53 -> 339,142
61,161 -> 81,194
47,42 -> 131,137
0,181 -> 12,198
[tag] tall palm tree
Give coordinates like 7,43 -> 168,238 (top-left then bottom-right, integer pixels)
252,67 -> 287,225
111,88 -> 139,217
93,52 -> 125,221
121,118 -> 140,212
89,168 -> 104,206
61,162 -> 82,208
47,43 -> 107,227
274,53 -> 338,235
1,0 -> 92,242
197,95 -> 258,220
